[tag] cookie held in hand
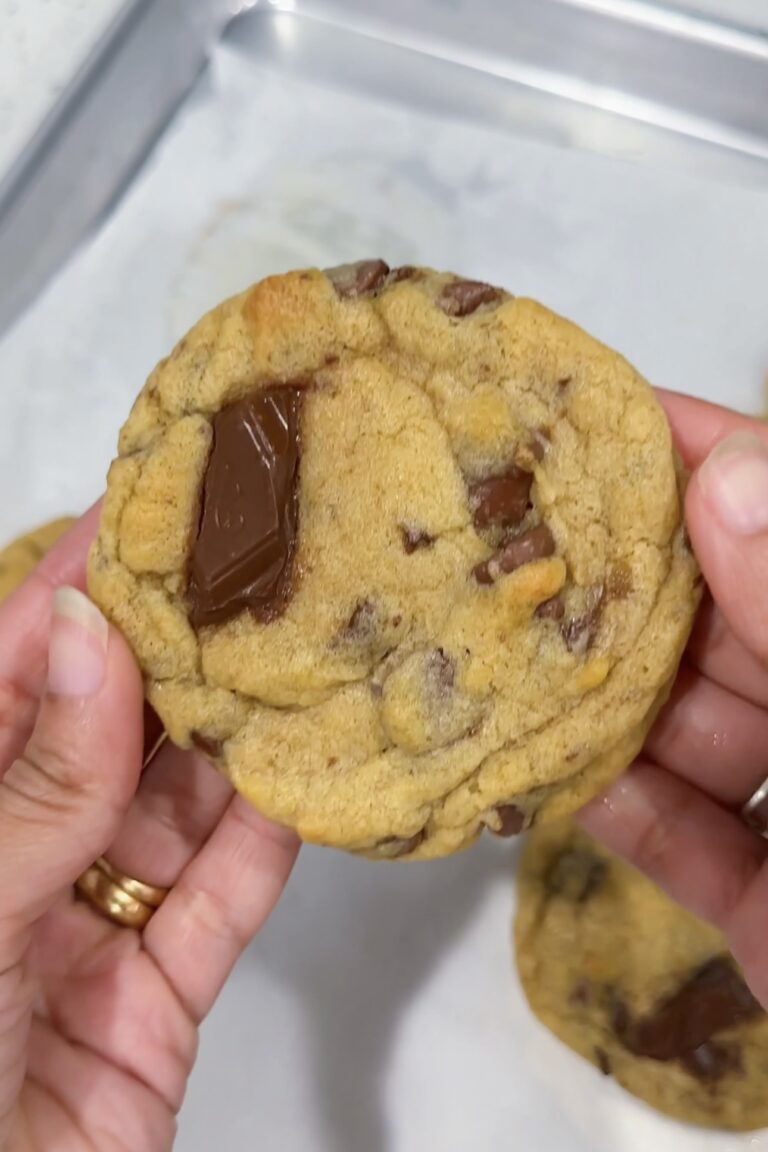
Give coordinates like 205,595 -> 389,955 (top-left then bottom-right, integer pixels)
89,261 -> 699,859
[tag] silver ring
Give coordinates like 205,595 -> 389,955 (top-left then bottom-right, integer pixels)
741,777 -> 768,839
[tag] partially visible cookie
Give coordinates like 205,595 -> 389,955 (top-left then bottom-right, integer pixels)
0,519 -> 74,602
89,261 -> 700,859
515,821 -> 768,1131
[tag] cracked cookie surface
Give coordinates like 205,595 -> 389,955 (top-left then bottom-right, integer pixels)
88,262 -> 699,859
0,518 -> 74,601
515,822 -> 768,1130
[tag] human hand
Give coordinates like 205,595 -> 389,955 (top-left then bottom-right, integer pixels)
580,392 -> 768,1006
0,506 -> 299,1151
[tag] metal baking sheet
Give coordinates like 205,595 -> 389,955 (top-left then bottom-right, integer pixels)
1,4 -> 768,1151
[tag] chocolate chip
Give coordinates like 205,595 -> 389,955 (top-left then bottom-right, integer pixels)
616,957 -> 762,1063
191,731 -> 223,759
606,562 -> 632,600
473,524 -> 556,584
681,1041 -> 741,1084
388,265 -> 417,283
536,595 -> 565,621
440,279 -> 502,318
558,376 -> 572,391
546,848 -> 607,903
570,980 -> 591,1006
468,467 -> 532,530
529,428 -> 550,462
562,586 -> 605,654
188,387 -> 303,628
327,259 -> 390,298
376,830 -> 425,858
344,599 -> 376,639
595,1048 -> 612,1077
428,648 -> 455,692
491,805 -> 526,837
400,525 -> 435,553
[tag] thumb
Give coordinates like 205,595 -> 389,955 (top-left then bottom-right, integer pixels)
0,586 -> 144,930
689,431 -> 768,665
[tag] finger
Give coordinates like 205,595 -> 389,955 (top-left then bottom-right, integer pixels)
105,743 -> 233,888
686,594 -> 768,710
0,504 -> 100,767
655,390 -> 768,470
0,588 -> 143,935
687,431 -> 768,666
143,796 -> 299,1022
644,662 -> 768,804
578,760 -> 764,939
0,587 -> 143,1141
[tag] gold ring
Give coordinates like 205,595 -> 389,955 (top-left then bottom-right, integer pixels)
75,858 -> 169,929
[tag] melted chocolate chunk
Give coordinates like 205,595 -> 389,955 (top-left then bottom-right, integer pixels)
616,957 -> 761,1062
595,1048 -> 612,1077
681,1041 -> 741,1084
536,595 -> 565,621
473,524 -> 555,584
491,805 -> 526,837
469,467 -> 532,531
440,280 -> 502,318
191,731 -> 223,759
546,848 -> 607,903
188,388 -> 303,628
400,525 -> 435,553
529,428 -> 550,462
327,259 -> 390,298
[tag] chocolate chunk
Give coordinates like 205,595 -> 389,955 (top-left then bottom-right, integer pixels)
546,848 -> 607,903
400,525 -> 435,553
491,805 -> 526,837
388,265 -> 417,283
681,1041 -> 741,1084
440,280 -> 502,318
616,957 -> 761,1062
595,1048 -> 612,1077
191,731 -> 223,759
562,586 -> 605,654
377,830 -> 425,858
344,599 -> 376,639
469,467 -> 532,530
327,259 -> 390,298
474,524 -> 555,584
536,595 -> 565,621
188,388 -> 303,628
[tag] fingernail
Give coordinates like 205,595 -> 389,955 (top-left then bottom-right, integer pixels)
579,770 -> 656,843
698,431 -> 768,536
48,587 -> 109,698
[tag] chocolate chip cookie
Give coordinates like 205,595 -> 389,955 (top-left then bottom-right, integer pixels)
515,822 -> 768,1130
88,261 -> 699,859
0,518 -> 74,602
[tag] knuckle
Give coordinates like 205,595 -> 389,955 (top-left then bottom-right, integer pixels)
0,674 -> 37,751
1,742 -> 88,827
176,883 -> 250,950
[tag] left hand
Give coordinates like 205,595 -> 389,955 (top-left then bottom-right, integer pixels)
0,506 -> 299,1152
